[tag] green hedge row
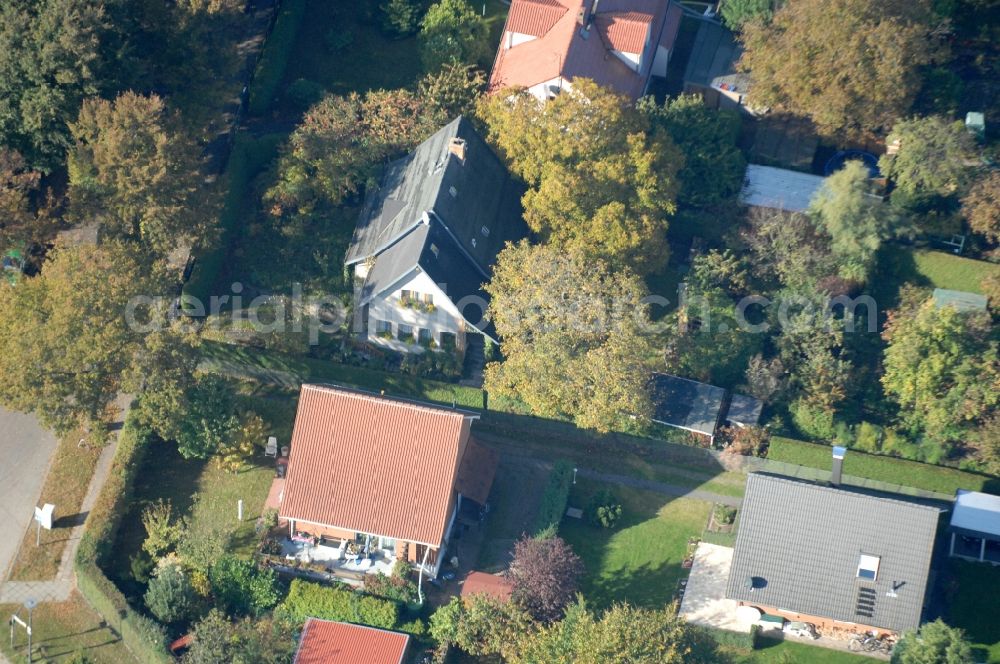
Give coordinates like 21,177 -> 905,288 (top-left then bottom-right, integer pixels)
248,0 -> 307,116
277,579 -> 401,629
768,436 -> 997,496
182,133 -> 284,312
533,460 -> 575,535
75,411 -> 172,664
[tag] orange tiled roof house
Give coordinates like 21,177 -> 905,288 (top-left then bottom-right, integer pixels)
489,0 -> 684,100
277,385 -> 497,581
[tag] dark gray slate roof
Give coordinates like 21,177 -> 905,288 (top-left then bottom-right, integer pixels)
683,21 -> 746,92
726,393 -> 762,427
727,473 -> 941,633
346,116 -> 526,272
650,373 -> 726,437
348,117 -> 525,335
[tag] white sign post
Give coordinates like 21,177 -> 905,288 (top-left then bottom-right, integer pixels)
238,499 -> 244,522
33,504 -> 54,547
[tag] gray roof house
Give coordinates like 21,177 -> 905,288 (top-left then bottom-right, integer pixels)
650,374 -> 763,441
650,373 -> 727,441
727,473 -> 942,635
346,117 -> 527,355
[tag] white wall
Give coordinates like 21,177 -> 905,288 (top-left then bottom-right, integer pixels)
611,49 -> 642,72
507,31 -> 536,48
651,44 -> 671,78
365,271 -> 468,354
527,76 -> 571,101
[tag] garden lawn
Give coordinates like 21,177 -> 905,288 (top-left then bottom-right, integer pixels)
945,560 -> 1000,663
560,479 -> 709,610
6,429 -> 102,581
769,437 -> 999,495
0,593 -> 136,663
477,460 -> 550,570
876,246 -> 999,306
106,390 -> 293,599
731,636 -> 876,663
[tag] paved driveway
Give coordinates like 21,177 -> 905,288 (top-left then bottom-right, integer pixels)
680,542 -> 755,632
0,408 -> 59,580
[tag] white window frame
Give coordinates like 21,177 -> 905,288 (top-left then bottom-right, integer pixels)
857,554 -> 880,581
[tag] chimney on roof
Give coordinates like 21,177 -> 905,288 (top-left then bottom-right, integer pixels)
448,137 -> 467,163
831,445 -> 846,486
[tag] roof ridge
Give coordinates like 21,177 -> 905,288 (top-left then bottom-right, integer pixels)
301,383 -> 479,419
748,472 -> 944,512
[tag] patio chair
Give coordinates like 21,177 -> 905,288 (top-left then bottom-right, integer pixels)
265,436 -> 278,458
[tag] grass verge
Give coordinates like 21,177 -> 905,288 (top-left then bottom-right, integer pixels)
6,430 -> 101,581
0,593 -> 136,664
560,479 -> 708,610
768,437 -> 998,495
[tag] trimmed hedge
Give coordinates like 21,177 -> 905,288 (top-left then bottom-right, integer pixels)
182,133 -> 284,312
277,579 -> 401,629
533,460 -> 575,535
75,410 -> 172,664
768,436 -> 998,496
248,0 -> 307,116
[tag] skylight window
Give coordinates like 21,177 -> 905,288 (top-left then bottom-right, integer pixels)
857,554 -> 880,581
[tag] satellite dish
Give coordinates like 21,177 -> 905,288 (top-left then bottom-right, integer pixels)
34,504 -> 55,530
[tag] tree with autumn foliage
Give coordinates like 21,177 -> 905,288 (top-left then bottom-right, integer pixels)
68,92 -> 211,257
0,148 -> 58,249
484,241 -> 658,432
478,80 -> 682,273
0,241 -> 174,434
739,0 -> 942,137
267,88 -> 446,213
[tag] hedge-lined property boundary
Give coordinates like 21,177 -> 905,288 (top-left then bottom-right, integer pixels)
75,412 -> 171,664
533,461 -> 575,535
768,437 -> 998,496
248,0 -> 307,115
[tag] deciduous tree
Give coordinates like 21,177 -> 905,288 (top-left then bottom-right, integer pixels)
507,535 -> 583,622
484,241 -> 658,432
381,0 -> 423,36
720,0 -> 777,30
882,299 -> 999,443
430,595 -> 535,659
268,89 -> 446,212
0,0 -> 111,170
479,81 -> 681,272
417,63 -> 486,119
962,171 -> 1000,243
739,0 -> 941,137
145,561 -> 198,624
741,207 -> 836,293
639,94 -> 746,209
0,241 -> 172,434
809,160 -> 909,283
68,92 -> 211,256
419,0 -> 489,72
513,600 -> 714,664
879,116 -> 975,198
0,149 -> 58,249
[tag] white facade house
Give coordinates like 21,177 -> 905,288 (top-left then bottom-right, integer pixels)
345,117 -> 527,358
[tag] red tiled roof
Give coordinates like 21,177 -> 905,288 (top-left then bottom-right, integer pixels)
294,619 -> 410,664
594,11 -> 653,54
507,0 -> 570,37
489,0 -> 679,100
279,385 -> 478,547
460,571 -> 514,602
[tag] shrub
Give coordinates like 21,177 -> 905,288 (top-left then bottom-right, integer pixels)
286,79 -> 326,112
145,562 -> 198,624
364,571 -> 419,604
790,399 -> 836,441
248,0 -> 307,115
277,579 -> 400,629
586,490 -> 623,528
209,555 -> 281,617
141,499 -> 183,560
713,504 -> 737,526
533,460 -> 574,535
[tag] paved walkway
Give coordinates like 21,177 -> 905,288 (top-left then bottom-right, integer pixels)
500,451 -> 743,507
680,543 -> 751,632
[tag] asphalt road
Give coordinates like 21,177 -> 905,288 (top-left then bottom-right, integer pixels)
0,408 -> 58,581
